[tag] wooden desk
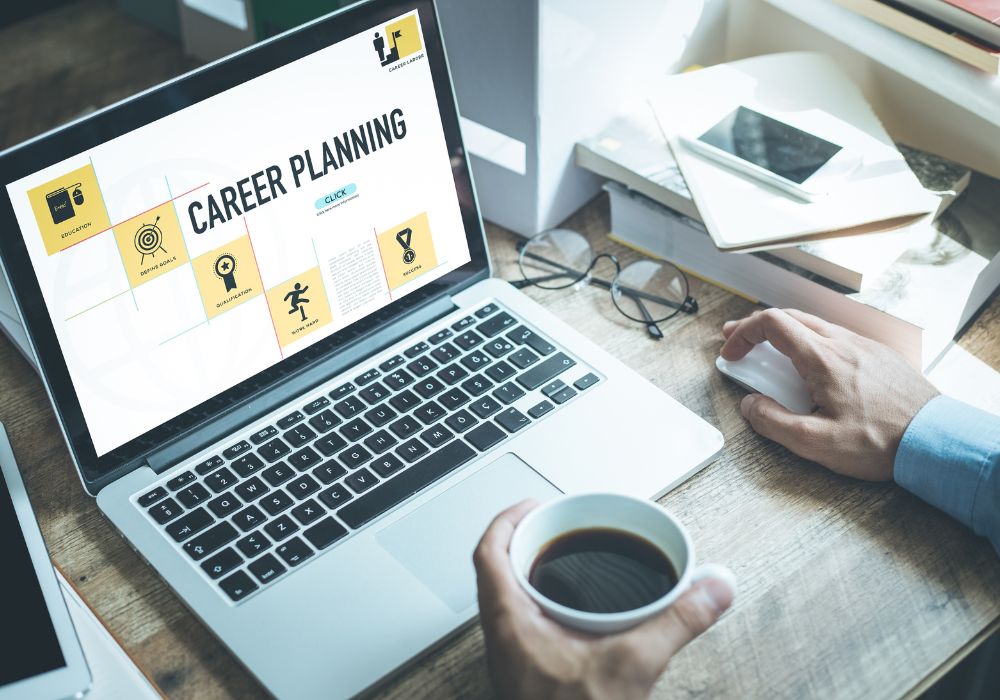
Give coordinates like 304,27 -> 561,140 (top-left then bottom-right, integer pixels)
2,3 -> 999,698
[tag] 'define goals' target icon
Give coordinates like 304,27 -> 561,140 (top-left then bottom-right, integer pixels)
134,215 -> 167,265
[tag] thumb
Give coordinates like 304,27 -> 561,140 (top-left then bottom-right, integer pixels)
740,393 -> 828,462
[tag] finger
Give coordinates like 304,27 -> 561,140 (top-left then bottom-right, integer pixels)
740,394 -> 831,461
722,309 -> 765,339
473,500 -> 540,613
782,309 -> 847,339
719,308 -> 820,374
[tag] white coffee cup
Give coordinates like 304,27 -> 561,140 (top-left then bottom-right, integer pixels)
509,493 -> 707,634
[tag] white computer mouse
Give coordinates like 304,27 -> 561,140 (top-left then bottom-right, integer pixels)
715,340 -> 813,415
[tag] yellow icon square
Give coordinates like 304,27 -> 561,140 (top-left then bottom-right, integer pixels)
112,202 -> 189,287
27,164 -> 112,255
191,235 -> 263,320
376,212 -> 438,291
386,14 -> 422,61
265,266 -> 332,348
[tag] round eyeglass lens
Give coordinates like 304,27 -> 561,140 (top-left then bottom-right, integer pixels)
611,259 -> 689,323
518,229 -> 593,290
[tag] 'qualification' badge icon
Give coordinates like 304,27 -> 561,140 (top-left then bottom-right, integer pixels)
396,227 -> 416,264
214,253 -> 238,291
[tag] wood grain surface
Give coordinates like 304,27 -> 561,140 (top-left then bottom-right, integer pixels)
2,3 -> 998,698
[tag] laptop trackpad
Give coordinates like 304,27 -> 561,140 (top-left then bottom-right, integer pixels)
376,453 -> 561,613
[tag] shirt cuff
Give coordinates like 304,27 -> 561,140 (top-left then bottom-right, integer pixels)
894,395 -> 1000,536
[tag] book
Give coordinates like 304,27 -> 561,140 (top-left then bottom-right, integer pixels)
834,0 -> 1000,73
575,106 -> 969,290
605,177 -> 1000,370
893,0 -> 1000,47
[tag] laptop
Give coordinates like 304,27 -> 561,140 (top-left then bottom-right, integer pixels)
0,1 -> 724,696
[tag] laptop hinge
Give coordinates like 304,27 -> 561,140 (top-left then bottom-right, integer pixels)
144,294 -> 458,474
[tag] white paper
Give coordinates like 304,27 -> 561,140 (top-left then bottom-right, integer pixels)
182,0 -> 248,31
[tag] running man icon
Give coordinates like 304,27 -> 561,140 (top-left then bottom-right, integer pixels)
284,282 -> 310,322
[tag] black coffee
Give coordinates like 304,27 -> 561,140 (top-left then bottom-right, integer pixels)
528,528 -> 678,614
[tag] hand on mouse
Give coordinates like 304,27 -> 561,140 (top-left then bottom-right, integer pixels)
720,308 -> 939,481
474,500 -> 735,700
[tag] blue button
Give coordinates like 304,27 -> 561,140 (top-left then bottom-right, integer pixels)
315,183 -> 357,209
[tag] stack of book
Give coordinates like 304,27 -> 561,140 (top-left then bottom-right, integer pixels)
833,0 -> 1000,73
575,104 -> 1000,369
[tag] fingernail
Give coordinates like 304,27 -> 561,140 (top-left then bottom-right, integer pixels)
696,565 -> 737,613
740,394 -> 758,417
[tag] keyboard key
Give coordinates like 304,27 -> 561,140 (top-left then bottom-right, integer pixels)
235,476 -> 269,502
574,373 -> 600,390
370,453 -> 405,478
138,486 -> 167,508
304,517 -> 349,549
404,341 -> 429,358
439,388 -> 470,411
461,374 -> 493,397
475,303 -> 499,318
508,325 -> 556,355
329,382 -> 356,400
236,531 -> 271,558
291,498 -> 324,526
166,507 -> 213,542
428,328 -> 453,344
509,348 -> 540,369
275,537 -> 313,567
460,350 -> 493,371
231,452 -> 265,478
334,395 -> 366,418
248,552 -> 286,585
414,401 -> 445,425
232,505 -> 266,532
261,490 -> 295,516
507,325 -> 534,345
470,396 -> 502,418
223,441 -> 252,460
318,484 -> 353,509
312,461 -> 347,484
262,462 -> 296,487
339,418 -> 372,441
338,444 -> 373,469
194,456 -> 223,476
249,426 -> 277,445
484,339 -> 514,358
452,315 -> 476,331
219,570 -> 258,601
454,330 -> 483,351
478,311 -> 516,337
389,389 -> 421,412
384,369 -> 414,390
389,416 -> 421,438
360,381 -> 390,404
288,446 -> 322,471
346,467 -> 380,493
257,437 -> 290,463
201,548 -> 242,579
516,353 -> 576,390
208,492 -> 242,517
303,396 -> 330,415
551,386 -> 577,404
541,379 -> 567,397
308,410 -> 341,433
431,342 -> 461,363
493,382 -> 525,405
484,361 -> 516,382
283,425 -> 316,448
167,471 -> 196,491
314,432 -> 349,457
466,423 -> 506,451
395,438 -> 430,463
355,368 -> 381,385
496,408 -> 531,433
407,356 -> 438,377
379,355 -> 406,372
420,424 -> 455,448
338,441 -> 476,529
528,400 -> 554,419
184,522 -> 238,560
265,514 -> 299,541
149,498 -> 183,525
177,482 -> 211,508
364,405 -> 397,428
205,467 -> 238,493
437,363 -> 469,385
276,411 -> 304,430
445,409 -> 478,433
286,474 -> 320,500
364,430 -> 398,454
415,377 -> 445,399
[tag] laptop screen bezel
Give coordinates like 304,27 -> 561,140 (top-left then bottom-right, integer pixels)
0,0 -> 490,491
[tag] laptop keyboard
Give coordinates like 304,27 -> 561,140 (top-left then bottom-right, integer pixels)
133,302 -> 601,603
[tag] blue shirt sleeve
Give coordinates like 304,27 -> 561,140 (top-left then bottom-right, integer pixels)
894,395 -> 1000,555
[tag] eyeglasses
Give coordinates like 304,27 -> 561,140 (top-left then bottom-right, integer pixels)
512,228 -> 698,340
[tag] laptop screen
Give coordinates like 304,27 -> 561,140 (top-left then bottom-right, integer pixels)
3,8 -> 472,458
